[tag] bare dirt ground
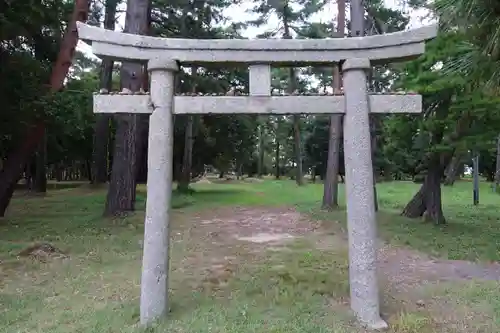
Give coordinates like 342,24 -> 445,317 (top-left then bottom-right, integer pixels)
186,206 -> 500,284
177,206 -> 500,332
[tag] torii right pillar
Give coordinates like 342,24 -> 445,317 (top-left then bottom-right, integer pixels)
342,58 -> 388,330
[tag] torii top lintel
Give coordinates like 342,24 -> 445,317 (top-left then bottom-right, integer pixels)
77,22 -> 437,66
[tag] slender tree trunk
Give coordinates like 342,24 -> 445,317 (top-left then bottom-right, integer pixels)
135,65 -> 150,184
443,152 -> 463,186
472,153 -> 480,205
26,162 -> 34,191
258,121 -> 265,177
365,20 -> 379,211
134,2 -> 151,184
0,0 -> 89,216
370,115 -> 379,212
92,57 -> 113,184
177,116 -> 194,192
275,139 -> 280,179
292,114 -> 303,185
33,128 -> 47,193
286,68 -> 303,185
282,14 -> 303,186
322,113 -> 342,209
494,134 -> 500,192
178,66 -> 198,193
91,0 -> 117,185
322,0 -> 345,209
104,0 -> 149,216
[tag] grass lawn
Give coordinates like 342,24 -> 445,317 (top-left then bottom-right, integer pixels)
1,179 -> 499,333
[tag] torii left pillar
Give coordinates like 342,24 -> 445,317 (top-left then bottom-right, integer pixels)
140,57 -> 178,325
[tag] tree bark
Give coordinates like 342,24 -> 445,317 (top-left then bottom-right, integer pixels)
282,13 -> 303,186
275,138 -> 280,179
401,157 -> 446,224
33,128 -> 47,193
92,0 -> 117,185
92,58 -> 113,184
443,152 -> 463,186
257,121 -> 265,177
322,113 -> 342,209
401,98 -> 461,225
423,158 -> 446,223
104,115 -> 138,216
178,66 -> 198,193
0,0 -> 89,216
104,0 -> 149,216
286,68 -> 303,186
322,0 -> 345,209
494,134 -> 500,192
134,2 -> 152,184
370,114 -> 379,212
292,114 -> 304,185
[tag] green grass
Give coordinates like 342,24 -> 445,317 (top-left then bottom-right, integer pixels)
1,179 -> 499,333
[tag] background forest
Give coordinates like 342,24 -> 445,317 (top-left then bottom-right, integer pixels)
2,0 -> 499,224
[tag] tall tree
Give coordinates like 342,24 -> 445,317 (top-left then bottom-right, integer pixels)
92,0 -> 120,185
395,32 -> 500,224
0,0 -> 90,216
104,0 -> 150,216
247,0 -> 325,186
322,0 -> 345,209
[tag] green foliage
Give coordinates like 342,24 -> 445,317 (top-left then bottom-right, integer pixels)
385,32 -> 500,178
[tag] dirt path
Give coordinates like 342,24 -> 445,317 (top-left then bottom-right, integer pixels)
187,206 -> 500,286
176,206 -> 500,331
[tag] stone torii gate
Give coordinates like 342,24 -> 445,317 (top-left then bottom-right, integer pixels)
77,22 -> 437,329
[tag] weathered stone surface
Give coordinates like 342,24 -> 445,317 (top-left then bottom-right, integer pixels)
93,94 -> 422,115
77,21 -> 437,65
139,58 -> 177,325
249,64 -> 271,96
342,58 -> 386,329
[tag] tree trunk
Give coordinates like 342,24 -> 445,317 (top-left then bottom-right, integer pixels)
104,0 -> 149,216
322,113 -> 342,209
26,162 -> 34,190
178,66 -> 197,193
443,153 -> 463,186
275,139 -> 280,179
91,0 -> 117,185
283,15 -> 303,186
286,68 -> 303,185
135,65 -> 150,184
134,3 -> 151,184
178,115 -> 194,192
292,114 -> 304,185
93,112 -> 111,184
370,114 -> 379,212
258,121 -> 265,177
104,115 -> 138,216
33,128 -> 47,193
322,0 -> 345,209
494,134 -> 500,192
401,157 -> 446,224
236,162 -> 243,180
423,159 -> 446,223
0,0 -> 89,217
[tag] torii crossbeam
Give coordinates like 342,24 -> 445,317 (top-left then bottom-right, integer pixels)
78,21 -> 437,330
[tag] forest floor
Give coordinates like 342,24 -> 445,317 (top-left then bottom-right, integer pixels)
1,179 -> 500,332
